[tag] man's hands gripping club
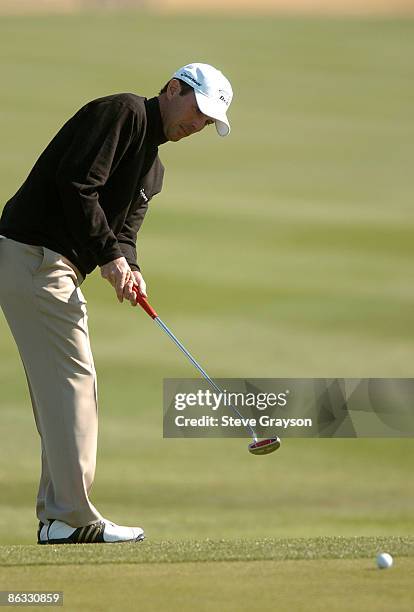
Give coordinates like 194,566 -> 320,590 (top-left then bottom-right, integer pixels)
100,257 -> 146,306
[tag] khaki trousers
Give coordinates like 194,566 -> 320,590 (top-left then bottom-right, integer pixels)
0,237 -> 101,527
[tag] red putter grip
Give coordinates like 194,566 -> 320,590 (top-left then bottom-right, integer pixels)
132,285 -> 158,319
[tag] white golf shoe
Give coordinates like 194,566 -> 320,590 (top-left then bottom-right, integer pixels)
37,518 -> 145,544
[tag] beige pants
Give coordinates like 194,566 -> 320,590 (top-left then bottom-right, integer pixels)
0,237 -> 101,527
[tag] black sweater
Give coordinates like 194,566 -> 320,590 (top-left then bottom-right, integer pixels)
0,94 -> 166,277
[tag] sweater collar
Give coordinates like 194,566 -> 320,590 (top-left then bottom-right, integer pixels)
145,96 -> 167,146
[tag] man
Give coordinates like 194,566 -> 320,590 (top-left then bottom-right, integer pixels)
0,63 -> 232,544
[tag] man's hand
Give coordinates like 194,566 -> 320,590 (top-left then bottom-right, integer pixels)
124,270 -> 147,307
100,256 -> 135,303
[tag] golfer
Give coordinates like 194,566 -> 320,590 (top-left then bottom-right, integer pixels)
0,63 -> 232,544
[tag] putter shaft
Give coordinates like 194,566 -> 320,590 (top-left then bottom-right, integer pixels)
154,317 -> 258,441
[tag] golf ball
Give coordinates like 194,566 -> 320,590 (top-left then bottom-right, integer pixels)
376,552 -> 393,569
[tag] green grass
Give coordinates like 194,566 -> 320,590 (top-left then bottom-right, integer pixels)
0,10 -> 413,611
4,560 -> 414,612
1,538 -> 414,612
2,537 -> 414,565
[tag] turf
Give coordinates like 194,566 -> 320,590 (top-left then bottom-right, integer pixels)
4,560 -> 414,612
1,539 -> 414,612
1,536 -> 414,565
0,10 -> 413,612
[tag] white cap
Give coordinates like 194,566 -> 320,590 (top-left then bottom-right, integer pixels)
172,63 -> 233,137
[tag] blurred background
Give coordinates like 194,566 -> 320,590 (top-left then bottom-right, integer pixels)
0,1 -> 413,544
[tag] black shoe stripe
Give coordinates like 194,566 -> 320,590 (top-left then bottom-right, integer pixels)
76,526 -> 88,542
90,526 -> 101,543
68,521 -> 105,543
74,527 -> 81,543
90,523 -> 105,543
85,525 -> 95,542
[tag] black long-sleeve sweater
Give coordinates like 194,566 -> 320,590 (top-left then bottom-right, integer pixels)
0,94 -> 166,278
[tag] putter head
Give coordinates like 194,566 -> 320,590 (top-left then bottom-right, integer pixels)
248,436 -> 281,456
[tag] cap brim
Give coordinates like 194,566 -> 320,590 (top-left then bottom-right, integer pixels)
194,90 -> 230,137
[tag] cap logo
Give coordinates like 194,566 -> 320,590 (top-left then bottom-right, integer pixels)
218,90 -> 231,106
180,72 -> 202,87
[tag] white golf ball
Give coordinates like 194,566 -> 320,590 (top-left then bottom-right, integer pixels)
376,552 -> 393,569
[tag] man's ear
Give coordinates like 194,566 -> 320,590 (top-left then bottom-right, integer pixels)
167,78 -> 181,99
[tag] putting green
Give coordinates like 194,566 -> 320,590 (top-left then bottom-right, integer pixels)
1,538 -> 414,612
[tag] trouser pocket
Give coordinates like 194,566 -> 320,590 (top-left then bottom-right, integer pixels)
33,247 -> 87,307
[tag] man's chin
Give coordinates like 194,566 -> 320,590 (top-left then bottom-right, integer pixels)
167,125 -> 191,142
169,133 -> 186,142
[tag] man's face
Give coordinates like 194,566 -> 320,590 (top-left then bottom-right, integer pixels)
161,80 -> 215,142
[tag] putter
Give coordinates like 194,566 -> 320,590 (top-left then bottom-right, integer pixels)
132,286 -> 280,456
